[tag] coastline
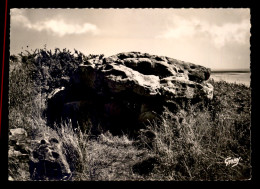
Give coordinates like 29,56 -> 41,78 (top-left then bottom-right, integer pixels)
210,71 -> 250,86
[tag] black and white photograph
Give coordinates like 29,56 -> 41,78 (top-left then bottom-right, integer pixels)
6,7 -> 251,181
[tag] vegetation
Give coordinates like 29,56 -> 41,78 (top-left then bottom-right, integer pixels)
8,48 -> 251,181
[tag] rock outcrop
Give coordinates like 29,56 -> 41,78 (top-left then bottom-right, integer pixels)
29,136 -> 72,180
73,52 -> 213,99
9,128 -> 73,180
45,52 -> 213,135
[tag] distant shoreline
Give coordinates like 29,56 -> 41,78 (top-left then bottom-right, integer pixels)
210,71 -> 250,86
211,70 -> 250,73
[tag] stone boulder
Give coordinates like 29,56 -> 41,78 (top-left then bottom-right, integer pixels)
9,128 -> 31,180
73,52 -> 213,100
9,128 -> 30,154
45,52 -> 213,136
9,128 -> 30,160
9,128 -> 72,181
29,137 -> 71,180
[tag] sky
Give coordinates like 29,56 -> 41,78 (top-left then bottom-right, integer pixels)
10,8 -> 251,70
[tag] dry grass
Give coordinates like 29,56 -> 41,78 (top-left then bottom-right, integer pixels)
37,121 -> 150,181
141,80 -> 251,181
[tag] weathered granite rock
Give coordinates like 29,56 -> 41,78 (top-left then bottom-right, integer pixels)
74,52 -> 213,100
8,128 -> 31,180
45,52 -> 213,135
29,137 -> 71,180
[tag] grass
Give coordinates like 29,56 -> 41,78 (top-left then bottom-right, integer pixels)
8,49 -> 251,181
144,103 -> 251,180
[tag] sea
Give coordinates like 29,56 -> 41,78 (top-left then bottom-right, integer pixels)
210,70 -> 251,87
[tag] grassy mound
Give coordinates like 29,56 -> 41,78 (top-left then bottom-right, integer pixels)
8,49 -> 251,181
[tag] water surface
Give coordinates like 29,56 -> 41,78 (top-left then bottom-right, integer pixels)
210,71 -> 251,87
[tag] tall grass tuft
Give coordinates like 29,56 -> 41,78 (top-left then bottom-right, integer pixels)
54,121 -> 90,180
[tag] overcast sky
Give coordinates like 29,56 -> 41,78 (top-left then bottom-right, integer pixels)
10,8 -> 251,70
